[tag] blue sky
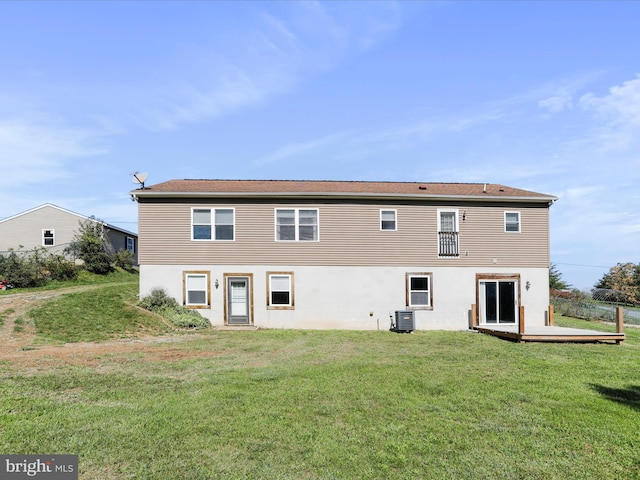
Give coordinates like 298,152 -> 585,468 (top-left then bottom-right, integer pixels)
1,1 -> 638,290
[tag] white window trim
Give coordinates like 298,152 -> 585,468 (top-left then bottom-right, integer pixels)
274,208 -> 319,242
406,272 -> 433,310
267,272 -> 294,309
42,229 -> 55,247
184,271 -> 210,308
437,209 -> 460,258
380,209 -> 397,231
504,211 -> 521,233
214,208 -> 235,241
437,209 -> 459,232
126,236 -> 135,252
191,207 -> 236,241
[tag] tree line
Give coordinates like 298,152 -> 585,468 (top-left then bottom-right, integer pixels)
551,262 -> 640,306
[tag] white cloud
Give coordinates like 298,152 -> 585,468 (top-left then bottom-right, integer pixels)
580,75 -> 640,126
132,2 -> 405,132
538,94 -> 573,113
0,115 -> 107,187
578,75 -> 640,150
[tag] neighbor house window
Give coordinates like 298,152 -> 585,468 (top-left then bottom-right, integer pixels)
438,209 -> 459,257
267,272 -> 294,309
192,208 -> 235,240
183,271 -> 210,308
42,229 -> 55,246
406,272 -> 433,309
275,209 -> 318,241
505,212 -> 521,233
380,210 -> 397,231
126,236 -> 135,252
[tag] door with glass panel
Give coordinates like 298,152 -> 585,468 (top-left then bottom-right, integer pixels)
226,276 -> 251,325
479,279 -> 518,324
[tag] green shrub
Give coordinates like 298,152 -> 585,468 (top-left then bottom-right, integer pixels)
139,289 -> 210,329
139,288 -> 179,310
159,306 -> 211,329
114,250 -> 136,271
0,250 -> 47,288
42,254 -> 78,281
65,219 -> 114,275
0,248 -> 78,287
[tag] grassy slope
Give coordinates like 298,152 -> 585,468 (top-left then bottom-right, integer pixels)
26,270 -> 169,343
1,281 -> 638,479
30,283 -> 169,343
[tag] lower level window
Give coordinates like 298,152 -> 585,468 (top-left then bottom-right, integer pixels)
184,271 -> 209,308
406,272 -> 433,309
267,272 -> 294,309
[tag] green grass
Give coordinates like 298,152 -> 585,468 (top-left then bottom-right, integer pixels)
2,280 -> 639,478
12,317 -> 24,332
29,283 -> 169,343
0,307 -> 12,327
2,328 -> 640,477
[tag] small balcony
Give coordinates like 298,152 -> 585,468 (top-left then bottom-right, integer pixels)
438,231 -> 459,257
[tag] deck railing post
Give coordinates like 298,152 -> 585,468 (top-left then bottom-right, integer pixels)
518,306 -> 525,337
548,305 -> 554,326
470,304 -> 477,329
615,306 -> 624,334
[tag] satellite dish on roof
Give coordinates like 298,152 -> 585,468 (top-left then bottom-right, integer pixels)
131,171 -> 148,189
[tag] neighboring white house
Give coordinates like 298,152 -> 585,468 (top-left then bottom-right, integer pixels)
132,179 -> 557,331
0,204 -> 138,264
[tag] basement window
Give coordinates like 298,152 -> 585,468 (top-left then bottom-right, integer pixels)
267,272 -> 294,309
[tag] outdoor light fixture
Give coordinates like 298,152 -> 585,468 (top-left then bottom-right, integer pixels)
215,279 -> 219,289
526,281 -> 531,291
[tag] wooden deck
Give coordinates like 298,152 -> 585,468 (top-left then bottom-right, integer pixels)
476,324 -> 625,344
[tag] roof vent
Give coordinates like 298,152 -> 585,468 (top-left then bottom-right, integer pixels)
418,185 -> 427,190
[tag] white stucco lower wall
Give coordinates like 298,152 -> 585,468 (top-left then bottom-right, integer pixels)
139,265 -> 550,331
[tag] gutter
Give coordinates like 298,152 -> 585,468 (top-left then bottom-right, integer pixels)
130,190 -> 558,205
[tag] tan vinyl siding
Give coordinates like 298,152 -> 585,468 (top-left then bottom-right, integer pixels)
138,199 -> 550,268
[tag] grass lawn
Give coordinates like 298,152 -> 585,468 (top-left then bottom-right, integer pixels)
1,283 -> 639,479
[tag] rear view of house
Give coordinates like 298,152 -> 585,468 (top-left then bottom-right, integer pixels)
132,179 -> 557,331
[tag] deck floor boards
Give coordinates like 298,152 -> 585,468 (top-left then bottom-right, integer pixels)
476,324 -> 625,344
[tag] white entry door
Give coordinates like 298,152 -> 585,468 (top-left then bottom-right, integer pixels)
479,279 -> 518,324
226,276 -> 251,325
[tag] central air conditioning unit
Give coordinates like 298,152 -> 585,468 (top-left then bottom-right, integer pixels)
391,310 -> 415,333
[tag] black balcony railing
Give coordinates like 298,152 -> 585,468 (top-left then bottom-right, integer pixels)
438,231 -> 459,257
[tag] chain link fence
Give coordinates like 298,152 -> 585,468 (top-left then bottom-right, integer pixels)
551,289 -> 640,325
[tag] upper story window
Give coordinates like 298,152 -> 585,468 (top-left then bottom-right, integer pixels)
42,229 -> 55,246
437,209 -> 459,257
505,212 -> 521,233
380,209 -> 397,231
192,208 -> 235,241
267,272 -> 294,309
275,209 -> 318,241
126,236 -> 135,252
